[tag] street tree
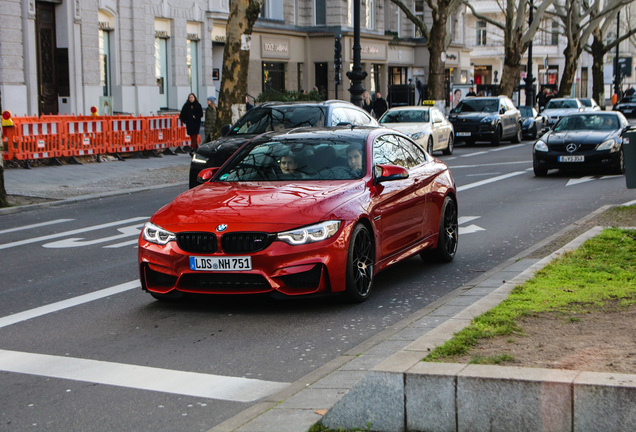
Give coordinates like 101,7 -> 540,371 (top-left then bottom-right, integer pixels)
389,0 -> 464,100
588,7 -> 636,107
551,0 -> 632,98
215,0 -> 263,137
464,0 -> 555,97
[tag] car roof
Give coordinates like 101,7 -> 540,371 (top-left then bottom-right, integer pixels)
254,100 -> 361,109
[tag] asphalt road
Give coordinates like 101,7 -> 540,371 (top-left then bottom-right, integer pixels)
1,137 -> 635,431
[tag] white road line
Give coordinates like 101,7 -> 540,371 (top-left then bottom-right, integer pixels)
457,170 -> 529,192
0,281 -> 139,329
449,160 -> 530,169
0,349 -> 288,402
0,217 -> 148,250
0,219 -> 73,235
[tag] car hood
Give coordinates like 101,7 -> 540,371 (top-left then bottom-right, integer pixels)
542,108 -> 579,117
196,134 -> 256,162
150,181 -> 367,232
381,123 -> 431,135
545,130 -> 617,146
449,112 -> 497,120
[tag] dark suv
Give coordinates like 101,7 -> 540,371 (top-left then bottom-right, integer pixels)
189,100 -> 378,187
448,96 -> 522,145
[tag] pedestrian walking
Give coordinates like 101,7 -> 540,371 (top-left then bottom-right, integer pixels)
204,96 -> 217,143
372,91 -> 388,118
179,93 -> 203,153
362,91 -> 373,114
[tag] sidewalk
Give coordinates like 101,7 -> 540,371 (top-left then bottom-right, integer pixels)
3,157 -> 633,431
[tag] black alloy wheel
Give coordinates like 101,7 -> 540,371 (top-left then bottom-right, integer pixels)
345,224 -> 375,302
492,125 -> 502,146
533,158 -> 548,177
613,147 -> 625,175
421,196 -> 458,263
511,123 -> 522,143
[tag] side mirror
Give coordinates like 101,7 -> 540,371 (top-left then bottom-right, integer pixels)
500,107 -> 507,114
220,124 -> 231,136
374,164 -> 409,183
197,167 -> 220,184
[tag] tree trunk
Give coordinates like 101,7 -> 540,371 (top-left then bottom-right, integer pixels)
426,5 -> 448,101
215,0 -> 262,136
558,40 -> 580,98
499,36 -> 523,97
591,31 -> 606,109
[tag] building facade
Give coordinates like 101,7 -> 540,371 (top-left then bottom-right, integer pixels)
0,0 -> 633,117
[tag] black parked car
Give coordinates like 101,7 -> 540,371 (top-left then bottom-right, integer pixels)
613,95 -> 636,118
188,100 -> 379,187
532,111 -> 631,176
518,105 -> 547,139
449,96 -> 522,145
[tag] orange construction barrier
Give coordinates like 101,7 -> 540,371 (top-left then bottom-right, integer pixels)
64,118 -> 107,157
107,117 -> 143,154
173,117 -> 191,148
10,119 -> 64,160
145,115 -> 174,151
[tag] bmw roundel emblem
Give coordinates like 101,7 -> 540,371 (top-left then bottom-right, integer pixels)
216,224 -> 228,232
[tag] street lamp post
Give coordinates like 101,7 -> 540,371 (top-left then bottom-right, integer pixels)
346,0 -> 367,107
524,0 -> 535,107
613,11 -> 621,99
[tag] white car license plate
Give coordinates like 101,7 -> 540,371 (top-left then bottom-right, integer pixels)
559,155 -> 584,162
457,132 -> 471,137
624,109 -> 632,113
190,256 -> 252,271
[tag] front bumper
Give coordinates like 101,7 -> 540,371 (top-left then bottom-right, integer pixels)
533,150 -> 622,172
138,223 -> 354,298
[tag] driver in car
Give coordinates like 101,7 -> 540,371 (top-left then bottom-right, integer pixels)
347,144 -> 364,177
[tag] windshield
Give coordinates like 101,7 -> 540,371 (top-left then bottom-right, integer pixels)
545,99 -> 579,109
216,136 -> 367,181
380,110 -> 429,123
230,106 -> 327,135
553,114 -> 619,132
452,99 -> 499,113
518,106 -> 534,117
579,99 -> 592,107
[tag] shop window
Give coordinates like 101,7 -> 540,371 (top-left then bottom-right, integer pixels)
263,62 -> 286,92
187,39 -> 199,95
99,29 -> 111,97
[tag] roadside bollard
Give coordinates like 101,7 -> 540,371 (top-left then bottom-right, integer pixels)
624,130 -> 636,189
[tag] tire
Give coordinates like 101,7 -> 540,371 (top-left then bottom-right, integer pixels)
150,290 -> 185,302
426,137 -> 434,155
612,148 -> 625,175
492,125 -> 502,146
511,123 -> 522,143
421,196 -> 458,263
344,224 -> 375,303
531,124 -> 538,140
533,159 -> 548,177
442,134 -> 454,155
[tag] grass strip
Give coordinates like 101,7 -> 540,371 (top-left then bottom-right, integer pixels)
424,226 -> 636,363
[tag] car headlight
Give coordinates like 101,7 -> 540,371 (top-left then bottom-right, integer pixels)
142,222 -> 176,245
596,139 -> 620,152
480,116 -> 496,124
192,153 -> 209,164
523,119 -> 532,127
277,221 -> 341,245
534,140 -> 548,152
411,132 -> 425,140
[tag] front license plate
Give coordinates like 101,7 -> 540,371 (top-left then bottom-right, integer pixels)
457,132 -> 471,137
190,256 -> 252,271
624,109 -> 632,113
559,155 -> 584,162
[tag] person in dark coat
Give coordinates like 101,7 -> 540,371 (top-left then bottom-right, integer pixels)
373,91 -> 388,118
466,87 -> 477,97
179,93 -> 203,152
204,96 -> 217,142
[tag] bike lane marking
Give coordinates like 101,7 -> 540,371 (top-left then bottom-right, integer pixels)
0,217 -> 148,250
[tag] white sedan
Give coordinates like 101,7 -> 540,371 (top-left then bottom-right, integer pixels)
378,104 -> 454,155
